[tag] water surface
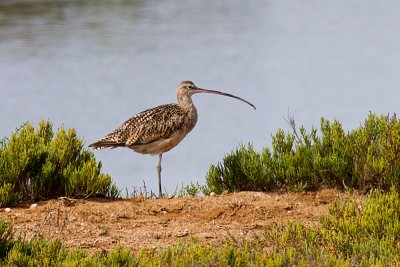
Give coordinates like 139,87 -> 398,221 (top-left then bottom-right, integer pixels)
1,0 -> 400,193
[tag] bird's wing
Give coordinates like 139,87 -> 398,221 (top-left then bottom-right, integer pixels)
89,104 -> 186,149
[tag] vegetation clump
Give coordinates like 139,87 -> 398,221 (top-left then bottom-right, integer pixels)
207,113 -> 400,193
0,120 -> 119,207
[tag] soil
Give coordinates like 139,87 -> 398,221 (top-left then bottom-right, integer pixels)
1,189 -> 351,252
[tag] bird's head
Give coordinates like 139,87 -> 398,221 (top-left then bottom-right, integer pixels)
176,80 -> 256,109
177,80 -> 198,96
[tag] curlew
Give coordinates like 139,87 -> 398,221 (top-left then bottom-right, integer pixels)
89,81 -> 256,197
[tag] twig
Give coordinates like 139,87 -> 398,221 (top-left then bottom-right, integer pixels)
283,110 -> 303,144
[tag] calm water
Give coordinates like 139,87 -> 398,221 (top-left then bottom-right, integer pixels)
1,0 -> 400,194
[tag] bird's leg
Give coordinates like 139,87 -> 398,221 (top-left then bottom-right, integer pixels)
157,154 -> 163,198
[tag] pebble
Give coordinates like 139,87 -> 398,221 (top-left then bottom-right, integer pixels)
30,203 -> 38,209
209,192 -> 216,197
5,208 -> 11,213
176,229 -> 189,237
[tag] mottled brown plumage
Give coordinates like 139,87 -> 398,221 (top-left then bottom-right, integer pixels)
89,80 -> 255,197
89,104 -> 196,154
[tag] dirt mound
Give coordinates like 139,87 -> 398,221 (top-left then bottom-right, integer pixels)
2,189 -> 347,252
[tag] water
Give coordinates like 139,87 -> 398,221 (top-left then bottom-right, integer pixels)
1,0 -> 400,194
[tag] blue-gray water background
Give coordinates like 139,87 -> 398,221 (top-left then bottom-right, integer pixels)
1,1 -> 399,194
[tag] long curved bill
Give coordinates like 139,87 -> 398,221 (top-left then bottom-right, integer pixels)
194,88 -> 256,110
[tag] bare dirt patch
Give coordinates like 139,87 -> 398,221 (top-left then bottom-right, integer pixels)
1,189 -> 350,252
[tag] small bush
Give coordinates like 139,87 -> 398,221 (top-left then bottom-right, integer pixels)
0,120 -> 119,207
262,188 -> 400,265
320,187 -> 400,262
207,113 -> 400,193
1,236 -> 140,267
0,220 -> 13,259
207,144 -> 274,194
0,183 -> 20,208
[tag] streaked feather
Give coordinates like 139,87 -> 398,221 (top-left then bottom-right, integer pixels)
88,104 -> 195,153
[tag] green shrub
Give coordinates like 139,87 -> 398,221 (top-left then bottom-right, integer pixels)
350,114 -> 400,191
0,120 -> 119,207
0,220 -> 13,259
207,113 -> 400,193
1,237 -> 139,267
261,188 -> 400,266
0,183 -> 20,208
320,188 -> 400,263
206,144 -> 274,194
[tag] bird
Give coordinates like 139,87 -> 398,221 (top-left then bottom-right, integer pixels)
89,81 -> 256,197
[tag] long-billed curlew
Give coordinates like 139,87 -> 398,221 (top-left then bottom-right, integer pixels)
89,81 -> 255,197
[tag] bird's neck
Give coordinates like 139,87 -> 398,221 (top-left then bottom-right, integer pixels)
177,94 -> 198,126
177,94 -> 195,111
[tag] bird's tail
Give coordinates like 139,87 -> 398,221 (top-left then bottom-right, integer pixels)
88,140 -> 125,149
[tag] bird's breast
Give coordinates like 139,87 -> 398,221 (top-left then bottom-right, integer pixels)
130,129 -> 190,154
127,105 -> 198,155
184,105 -> 198,132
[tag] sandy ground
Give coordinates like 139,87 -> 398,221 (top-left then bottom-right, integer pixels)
1,189 -> 350,252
